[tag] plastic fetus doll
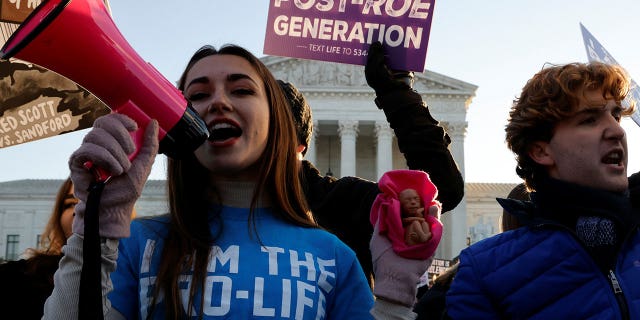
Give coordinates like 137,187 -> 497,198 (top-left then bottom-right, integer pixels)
370,169 -> 442,260
399,188 -> 432,245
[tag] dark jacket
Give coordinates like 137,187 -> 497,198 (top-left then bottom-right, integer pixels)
414,262 -> 459,320
0,254 -> 62,320
629,172 -> 640,208
446,179 -> 640,319
301,87 -> 464,286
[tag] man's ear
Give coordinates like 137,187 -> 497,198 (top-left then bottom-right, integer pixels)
528,141 -> 554,166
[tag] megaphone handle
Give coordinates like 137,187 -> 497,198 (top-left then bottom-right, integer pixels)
79,178 -> 106,320
82,127 -> 145,182
77,126 -> 144,320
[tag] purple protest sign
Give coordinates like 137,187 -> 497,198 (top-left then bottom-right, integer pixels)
264,0 -> 436,72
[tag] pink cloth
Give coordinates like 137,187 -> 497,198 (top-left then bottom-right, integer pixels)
370,169 -> 443,259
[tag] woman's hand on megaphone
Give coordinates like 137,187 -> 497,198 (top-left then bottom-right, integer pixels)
69,113 -> 159,239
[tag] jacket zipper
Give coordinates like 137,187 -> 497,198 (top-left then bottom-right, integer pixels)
531,221 -> 634,319
608,270 -> 630,320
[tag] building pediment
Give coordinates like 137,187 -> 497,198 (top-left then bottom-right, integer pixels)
261,56 -> 477,98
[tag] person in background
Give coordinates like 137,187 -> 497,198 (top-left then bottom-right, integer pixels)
499,182 -> 529,232
42,44 -> 423,319
0,178 -> 76,320
446,62 -> 640,318
0,176 -> 136,320
279,40 -> 463,290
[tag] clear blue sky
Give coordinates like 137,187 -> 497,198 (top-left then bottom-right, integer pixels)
1,0 -> 639,183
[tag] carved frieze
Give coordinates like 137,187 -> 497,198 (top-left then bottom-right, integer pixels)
264,56 -> 478,98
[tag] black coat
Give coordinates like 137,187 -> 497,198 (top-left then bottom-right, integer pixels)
301,87 -> 464,286
0,254 -> 62,320
629,171 -> 640,208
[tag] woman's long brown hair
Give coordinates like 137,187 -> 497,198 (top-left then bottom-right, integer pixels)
148,44 -> 316,319
38,177 -> 74,255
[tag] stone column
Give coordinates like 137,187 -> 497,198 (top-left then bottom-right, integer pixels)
374,121 -> 394,179
305,121 -> 319,164
437,120 -> 469,260
338,120 -> 358,177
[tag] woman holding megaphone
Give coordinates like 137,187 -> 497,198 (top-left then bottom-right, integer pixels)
42,44 -> 381,319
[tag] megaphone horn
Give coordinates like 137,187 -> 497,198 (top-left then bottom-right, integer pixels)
0,0 -> 209,161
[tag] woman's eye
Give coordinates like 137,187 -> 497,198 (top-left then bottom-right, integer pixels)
187,92 -> 209,101
233,88 -> 255,96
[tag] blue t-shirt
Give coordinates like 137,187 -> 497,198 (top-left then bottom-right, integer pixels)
109,206 -> 373,319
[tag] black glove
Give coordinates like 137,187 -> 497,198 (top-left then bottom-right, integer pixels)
365,41 -> 414,98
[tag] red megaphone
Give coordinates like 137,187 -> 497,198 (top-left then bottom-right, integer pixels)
0,0 -> 209,169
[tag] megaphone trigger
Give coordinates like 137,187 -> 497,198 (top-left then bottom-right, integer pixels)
81,125 -> 145,183
83,160 -> 111,183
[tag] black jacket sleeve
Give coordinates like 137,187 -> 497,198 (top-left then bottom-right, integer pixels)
377,88 -> 464,213
301,161 -> 380,287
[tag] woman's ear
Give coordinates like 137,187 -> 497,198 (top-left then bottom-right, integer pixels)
528,141 -> 554,166
296,145 -> 306,160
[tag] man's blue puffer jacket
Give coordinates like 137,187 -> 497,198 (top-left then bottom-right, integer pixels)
446,212 -> 640,319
